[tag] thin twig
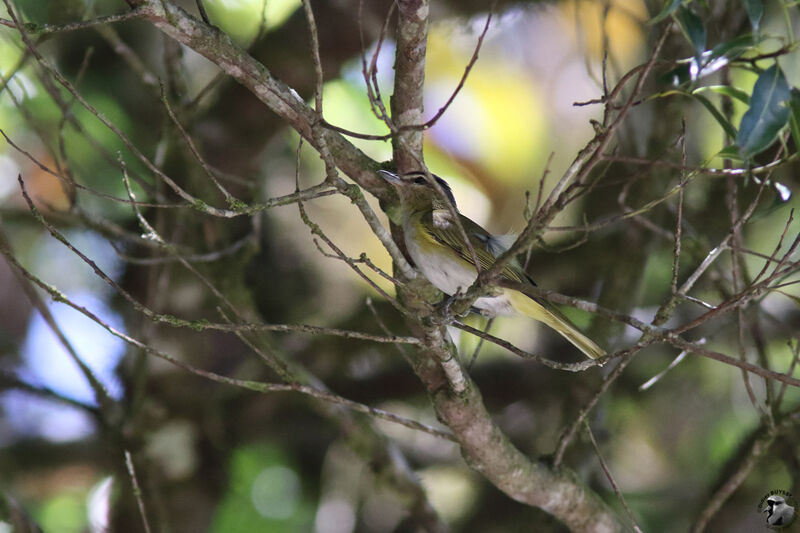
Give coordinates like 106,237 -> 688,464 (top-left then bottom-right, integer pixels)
0,213 -> 114,412
1,8 -> 243,218
671,122 -> 686,295
0,246 -> 454,440
444,28 -> 673,319
453,321 -> 598,372
467,318 -> 493,370
553,357 -> 632,467
311,239 -> 404,287
124,450 -> 153,533
0,369 -> 100,413
775,339 -> 800,408
419,6 -> 494,130
19,174 -> 405,345
584,421 -> 643,533
194,0 -> 210,24
667,337 -> 800,388
160,86 -> 237,203
110,233 -> 253,265
690,424 -> 779,532
1,9 -> 144,34
639,349 -> 690,391
0,128 -> 175,208
294,147 -> 406,311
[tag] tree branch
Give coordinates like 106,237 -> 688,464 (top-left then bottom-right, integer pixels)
391,0 -> 429,170
406,348 -> 623,532
134,0 -> 387,195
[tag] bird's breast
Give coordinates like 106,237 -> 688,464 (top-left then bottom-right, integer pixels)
403,221 -> 515,316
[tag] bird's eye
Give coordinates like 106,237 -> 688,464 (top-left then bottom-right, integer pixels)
413,177 -> 427,185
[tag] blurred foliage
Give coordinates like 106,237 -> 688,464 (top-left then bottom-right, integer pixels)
211,444 -> 313,533
205,0 -> 301,44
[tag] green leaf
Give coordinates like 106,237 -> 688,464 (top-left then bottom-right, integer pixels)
693,93 -> 738,140
715,145 -> 745,161
676,5 -> 706,64
736,64 -> 792,159
659,64 -> 693,86
693,85 -> 750,105
741,0 -> 763,32
789,88 -> 800,155
649,0 -> 682,24
709,33 -> 758,63
711,144 -> 744,163
659,34 -> 758,87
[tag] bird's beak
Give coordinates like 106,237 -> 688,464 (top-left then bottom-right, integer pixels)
378,169 -> 401,184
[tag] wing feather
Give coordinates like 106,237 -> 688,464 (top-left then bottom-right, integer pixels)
420,210 -> 529,284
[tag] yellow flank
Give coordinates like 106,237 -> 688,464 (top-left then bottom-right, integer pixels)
416,220 -> 444,248
506,290 -> 605,360
415,221 -> 474,267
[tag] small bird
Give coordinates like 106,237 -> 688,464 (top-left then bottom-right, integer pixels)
764,495 -> 795,526
379,169 -> 605,360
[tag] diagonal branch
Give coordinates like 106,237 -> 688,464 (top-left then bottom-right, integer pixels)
404,344 -> 623,532
134,0 -> 388,195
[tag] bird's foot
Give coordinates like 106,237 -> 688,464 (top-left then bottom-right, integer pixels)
436,292 -> 459,319
436,289 -> 473,321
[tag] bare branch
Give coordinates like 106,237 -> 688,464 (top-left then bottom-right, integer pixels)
453,321 -> 599,372
124,450 -> 154,533
690,421 -> 784,532
554,357 -> 632,467
584,421 -> 643,533
1,9 -> 144,34
419,7 -> 494,130
135,0 -> 387,194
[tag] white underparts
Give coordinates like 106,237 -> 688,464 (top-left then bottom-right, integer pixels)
403,221 -> 515,316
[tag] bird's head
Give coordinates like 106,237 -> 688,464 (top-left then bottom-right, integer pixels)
379,170 -> 457,215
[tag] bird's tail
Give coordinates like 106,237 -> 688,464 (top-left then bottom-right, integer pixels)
507,290 -> 605,360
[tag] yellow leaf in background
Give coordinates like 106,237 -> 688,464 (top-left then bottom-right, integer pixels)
559,0 -> 647,67
205,0 -> 300,44
320,80 -> 392,162
425,30 -> 547,184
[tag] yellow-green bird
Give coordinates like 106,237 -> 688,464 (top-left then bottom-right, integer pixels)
380,169 -> 605,360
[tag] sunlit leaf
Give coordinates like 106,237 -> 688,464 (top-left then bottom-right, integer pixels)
693,85 -> 750,105
649,0 -> 682,25
659,34 -> 757,86
649,88 -> 740,140
741,0 -> 763,32
676,5 -> 706,64
205,0 -> 301,44
649,89 -> 690,100
711,33 -> 758,59
692,93 -> 738,140
715,145 -> 745,161
736,64 -> 792,159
